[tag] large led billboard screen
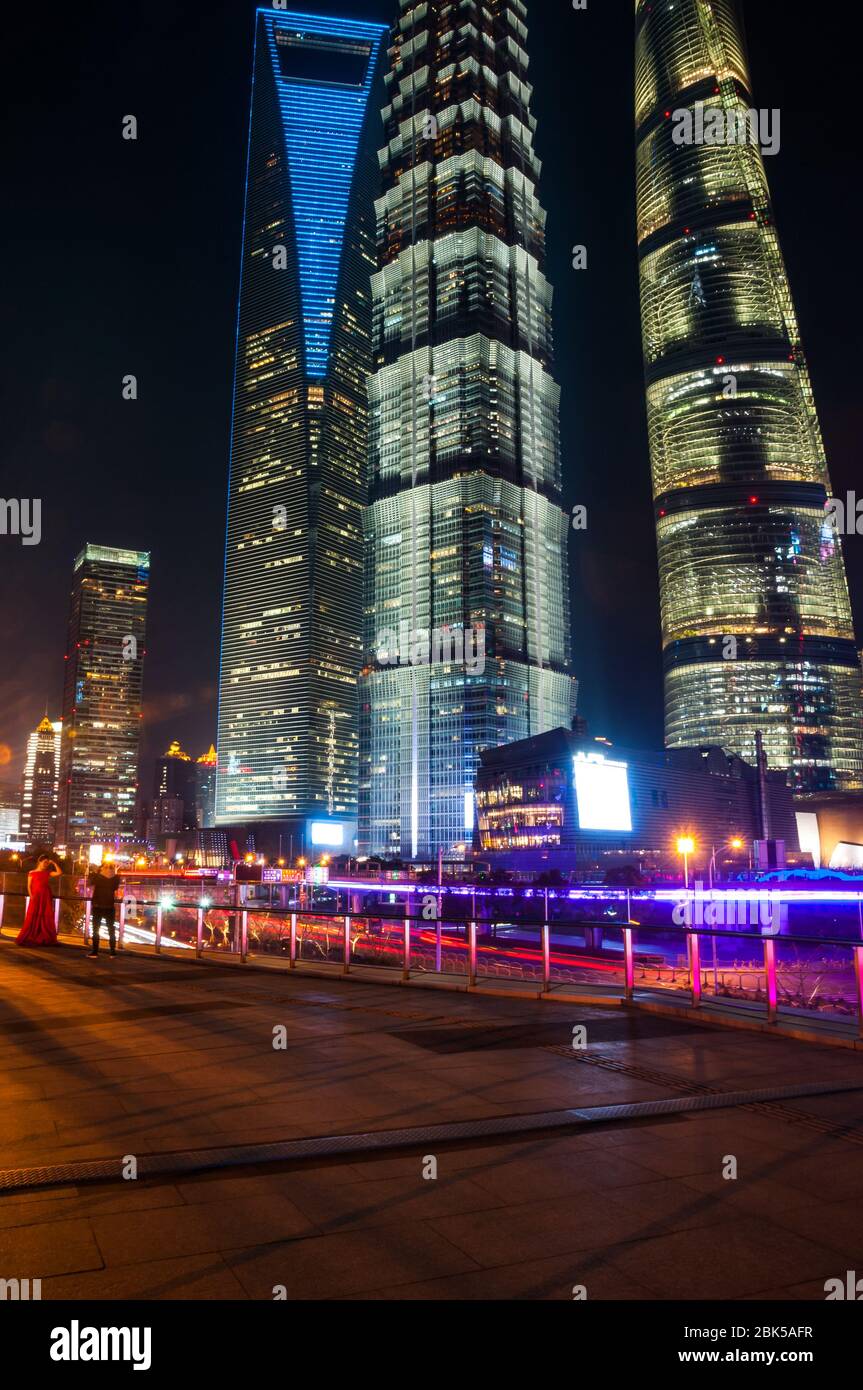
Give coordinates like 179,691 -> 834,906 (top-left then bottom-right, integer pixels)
573,755 -> 632,833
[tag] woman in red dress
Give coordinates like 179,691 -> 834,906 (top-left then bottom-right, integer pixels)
16,856 -> 62,947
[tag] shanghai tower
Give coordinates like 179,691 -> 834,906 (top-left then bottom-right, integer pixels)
636,0 -> 863,791
360,0 -> 574,860
216,9 -> 387,848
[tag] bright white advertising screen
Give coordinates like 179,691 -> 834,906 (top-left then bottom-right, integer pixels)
573,756 -> 632,832
310,821 -> 344,847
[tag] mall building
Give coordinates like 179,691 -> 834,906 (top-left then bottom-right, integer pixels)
474,726 -> 798,876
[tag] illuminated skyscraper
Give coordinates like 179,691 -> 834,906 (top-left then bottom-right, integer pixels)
195,745 -> 217,829
360,0 -> 575,859
20,716 -> 61,847
152,740 -> 197,832
216,8 -> 388,853
58,544 -> 149,847
636,0 -> 863,791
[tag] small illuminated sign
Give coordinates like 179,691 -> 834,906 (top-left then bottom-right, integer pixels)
573,753 -> 632,833
262,867 -> 303,884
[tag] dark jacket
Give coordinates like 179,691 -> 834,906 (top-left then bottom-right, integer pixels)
89,870 -> 121,910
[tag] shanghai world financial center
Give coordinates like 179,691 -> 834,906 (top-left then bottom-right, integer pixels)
216,9 -> 388,849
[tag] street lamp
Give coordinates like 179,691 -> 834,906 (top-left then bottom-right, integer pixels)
677,836 -> 695,890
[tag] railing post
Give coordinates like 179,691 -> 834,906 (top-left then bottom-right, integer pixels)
855,946 -> 863,1041
764,938 -> 777,1022
155,902 -> 163,954
119,899 -> 126,950
54,896 -> 61,931
541,920 -> 550,994
240,910 -> 249,962
289,911 -> 297,968
0,889 -> 5,928
403,914 -> 411,981
468,918 -> 477,987
623,926 -> 634,1001
195,907 -> 203,958
84,899 -> 92,947
343,915 -> 351,973
688,932 -> 701,1006
232,884 -> 241,955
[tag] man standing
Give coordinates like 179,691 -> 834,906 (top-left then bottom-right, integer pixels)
87,860 -> 122,958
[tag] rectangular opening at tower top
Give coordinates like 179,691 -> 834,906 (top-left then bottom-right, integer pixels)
275,31 -> 372,87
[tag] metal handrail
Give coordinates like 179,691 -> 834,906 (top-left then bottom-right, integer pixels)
2,889 -> 861,1037
0,887 -> 860,949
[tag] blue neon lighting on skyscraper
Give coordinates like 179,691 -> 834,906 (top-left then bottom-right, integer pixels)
259,9 -> 387,378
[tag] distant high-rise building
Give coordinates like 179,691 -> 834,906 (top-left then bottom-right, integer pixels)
359,0 -> 575,860
216,8 -> 388,857
152,740 -> 198,832
20,716 -> 61,847
635,0 -> 863,791
0,780 -> 22,845
195,744 -> 217,829
58,544 -> 150,847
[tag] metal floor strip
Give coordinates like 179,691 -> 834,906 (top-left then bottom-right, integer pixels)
1,1078 -> 860,1194
549,1047 -> 863,1146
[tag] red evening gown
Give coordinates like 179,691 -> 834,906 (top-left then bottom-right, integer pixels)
16,869 -> 59,946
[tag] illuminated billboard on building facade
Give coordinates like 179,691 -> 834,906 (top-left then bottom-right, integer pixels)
573,754 -> 633,833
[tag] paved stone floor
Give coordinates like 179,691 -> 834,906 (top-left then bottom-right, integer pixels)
1,934 -> 862,1300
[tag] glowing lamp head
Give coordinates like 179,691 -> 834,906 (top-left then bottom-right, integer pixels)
677,837 -> 695,856
730,837 -> 744,850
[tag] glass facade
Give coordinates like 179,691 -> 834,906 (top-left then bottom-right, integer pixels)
360,0 -> 575,860
216,10 -> 387,834
635,0 -> 863,791
57,544 -> 150,847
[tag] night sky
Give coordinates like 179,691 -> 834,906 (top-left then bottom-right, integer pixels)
2,0 -> 861,791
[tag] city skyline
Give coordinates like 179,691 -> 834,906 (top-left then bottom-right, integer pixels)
2,0 -> 862,809
4,0 -> 863,1326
